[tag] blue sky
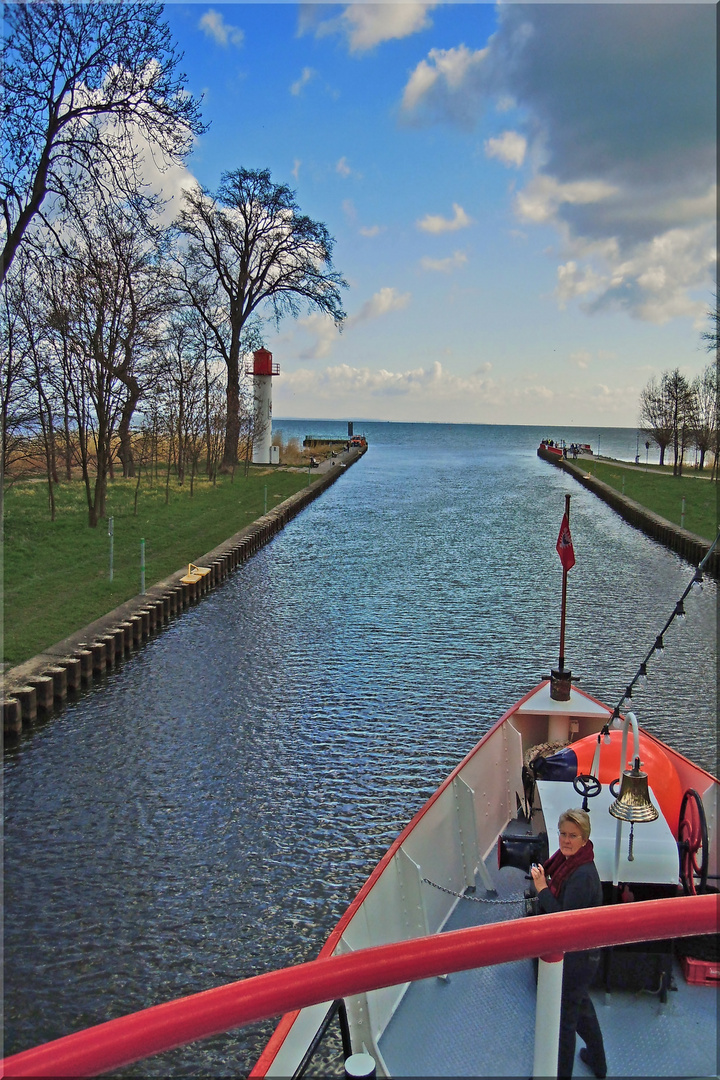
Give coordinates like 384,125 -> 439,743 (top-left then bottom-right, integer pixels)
157,2 -> 716,426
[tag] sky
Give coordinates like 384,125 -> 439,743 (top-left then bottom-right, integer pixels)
156,2 -> 716,426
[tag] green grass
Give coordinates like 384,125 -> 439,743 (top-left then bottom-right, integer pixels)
581,460 -> 718,542
3,468 -> 318,667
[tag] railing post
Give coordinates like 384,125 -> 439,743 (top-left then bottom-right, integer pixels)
533,953 -> 563,1079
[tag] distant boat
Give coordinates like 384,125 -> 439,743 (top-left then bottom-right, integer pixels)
539,441 -> 594,459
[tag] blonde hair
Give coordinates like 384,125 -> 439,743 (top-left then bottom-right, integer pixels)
558,808 -> 591,841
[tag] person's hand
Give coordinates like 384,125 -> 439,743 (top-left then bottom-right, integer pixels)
530,863 -> 548,893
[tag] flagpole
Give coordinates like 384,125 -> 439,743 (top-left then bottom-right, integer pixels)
551,494 -> 574,701
558,493 -> 570,670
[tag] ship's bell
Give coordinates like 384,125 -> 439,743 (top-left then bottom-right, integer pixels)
608,757 -> 659,822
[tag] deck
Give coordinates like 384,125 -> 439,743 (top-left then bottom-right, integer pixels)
378,849 -> 718,1077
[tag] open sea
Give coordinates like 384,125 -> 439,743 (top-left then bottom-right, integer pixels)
3,422 -> 717,1075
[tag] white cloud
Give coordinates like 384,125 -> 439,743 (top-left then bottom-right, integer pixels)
198,10 -> 244,48
272,360 -> 643,425
417,203 -> 473,234
347,287 -> 411,327
278,360 -> 496,403
296,313 -> 341,360
420,250 -> 468,273
359,224 -> 385,238
398,6 -> 715,327
290,288 -> 411,360
484,130 -> 527,168
552,221 -> 715,324
291,158 -> 301,180
514,176 -> 619,225
342,201 -> 383,237
290,67 -> 315,97
569,350 -> 592,370
555,261 -> 607,309
336,157 -> 352,178
309,4 -> 437,54
401,45 -> 489,120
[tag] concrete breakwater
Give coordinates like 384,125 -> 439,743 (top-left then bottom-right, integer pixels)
537,447 -> 719,577
2,449 -> 365,735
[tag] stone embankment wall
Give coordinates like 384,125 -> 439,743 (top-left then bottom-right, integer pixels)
538,447 -> 719,577
3,450 -> 365,735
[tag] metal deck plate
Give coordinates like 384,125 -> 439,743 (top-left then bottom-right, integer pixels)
378,855 -> 719,1077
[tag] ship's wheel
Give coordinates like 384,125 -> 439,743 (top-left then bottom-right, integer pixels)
573,773 -> 601,811
678,788 -> 708,895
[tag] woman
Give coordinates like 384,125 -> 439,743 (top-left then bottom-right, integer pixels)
530,808 -> 607,1080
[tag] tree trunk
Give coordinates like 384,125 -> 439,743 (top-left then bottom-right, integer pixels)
46,405 -> 59,485
42,419 -> 56,522
117,389 -> 140,478
177,383 -> 185,483
204,357 -> 212,477
93,462 -> 108,524
134,463 -> 142,515
63,399 -> 73,480
90,412 -> 109,526
222,330 -> 241,469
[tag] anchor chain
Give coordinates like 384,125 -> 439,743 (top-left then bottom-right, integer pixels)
422,877 -> 525,905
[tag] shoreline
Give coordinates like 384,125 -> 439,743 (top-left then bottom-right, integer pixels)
537,447 -> 719,577
2,448 -> 365,734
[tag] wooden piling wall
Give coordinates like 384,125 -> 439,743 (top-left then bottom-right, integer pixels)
3,450 -> 366,734
537,447 -> 719,577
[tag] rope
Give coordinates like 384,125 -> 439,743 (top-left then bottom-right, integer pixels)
422,877 -> 525,905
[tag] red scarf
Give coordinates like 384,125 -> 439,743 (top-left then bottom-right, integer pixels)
543,840 -> 595,898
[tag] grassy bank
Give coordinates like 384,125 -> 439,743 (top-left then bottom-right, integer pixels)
581,459 -> 717,541
3,468 -> 318,667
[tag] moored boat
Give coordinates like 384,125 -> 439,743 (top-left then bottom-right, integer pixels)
3,505 -> 718,1079
540,438 -> 564,457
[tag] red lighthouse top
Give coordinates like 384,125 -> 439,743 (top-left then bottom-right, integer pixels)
247,347 -> 280,376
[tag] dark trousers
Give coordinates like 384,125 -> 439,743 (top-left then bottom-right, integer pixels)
557,952 -> 606,1079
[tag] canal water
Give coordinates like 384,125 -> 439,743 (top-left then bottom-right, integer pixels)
4,423 -> 717,1076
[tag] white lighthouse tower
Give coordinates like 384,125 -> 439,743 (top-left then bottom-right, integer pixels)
246,347 -> 280,464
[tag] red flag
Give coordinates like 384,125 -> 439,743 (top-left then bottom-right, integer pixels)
556,513 -> 576,572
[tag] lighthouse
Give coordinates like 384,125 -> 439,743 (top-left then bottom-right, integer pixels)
246,347 -> 280,464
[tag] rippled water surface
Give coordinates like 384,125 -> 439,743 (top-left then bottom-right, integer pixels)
4,423 -> 717,1075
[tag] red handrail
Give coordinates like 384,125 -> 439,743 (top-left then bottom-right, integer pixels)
3,894 -> 717,1078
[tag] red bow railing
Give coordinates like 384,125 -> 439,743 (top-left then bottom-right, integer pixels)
3,893 -> 717,1077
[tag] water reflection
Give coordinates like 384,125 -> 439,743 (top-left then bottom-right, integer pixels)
4,424 -> 716,1075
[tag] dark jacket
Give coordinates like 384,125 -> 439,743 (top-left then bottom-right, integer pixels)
537,861 -> 603,914
537,861 -> 603,962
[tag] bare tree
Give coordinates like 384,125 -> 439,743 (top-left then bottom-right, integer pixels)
699,293 -> 719,477
689,364 -> 718,472
174,168 -> 347,468
701,291 -> 718,355
662,368 -> 693,476
43,233 -> 130,525
4,255 -> 64,518
638,376 -> 673,467
1,1 -> 204,286
0,272 -> 36,489
80,210 -> 172,479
